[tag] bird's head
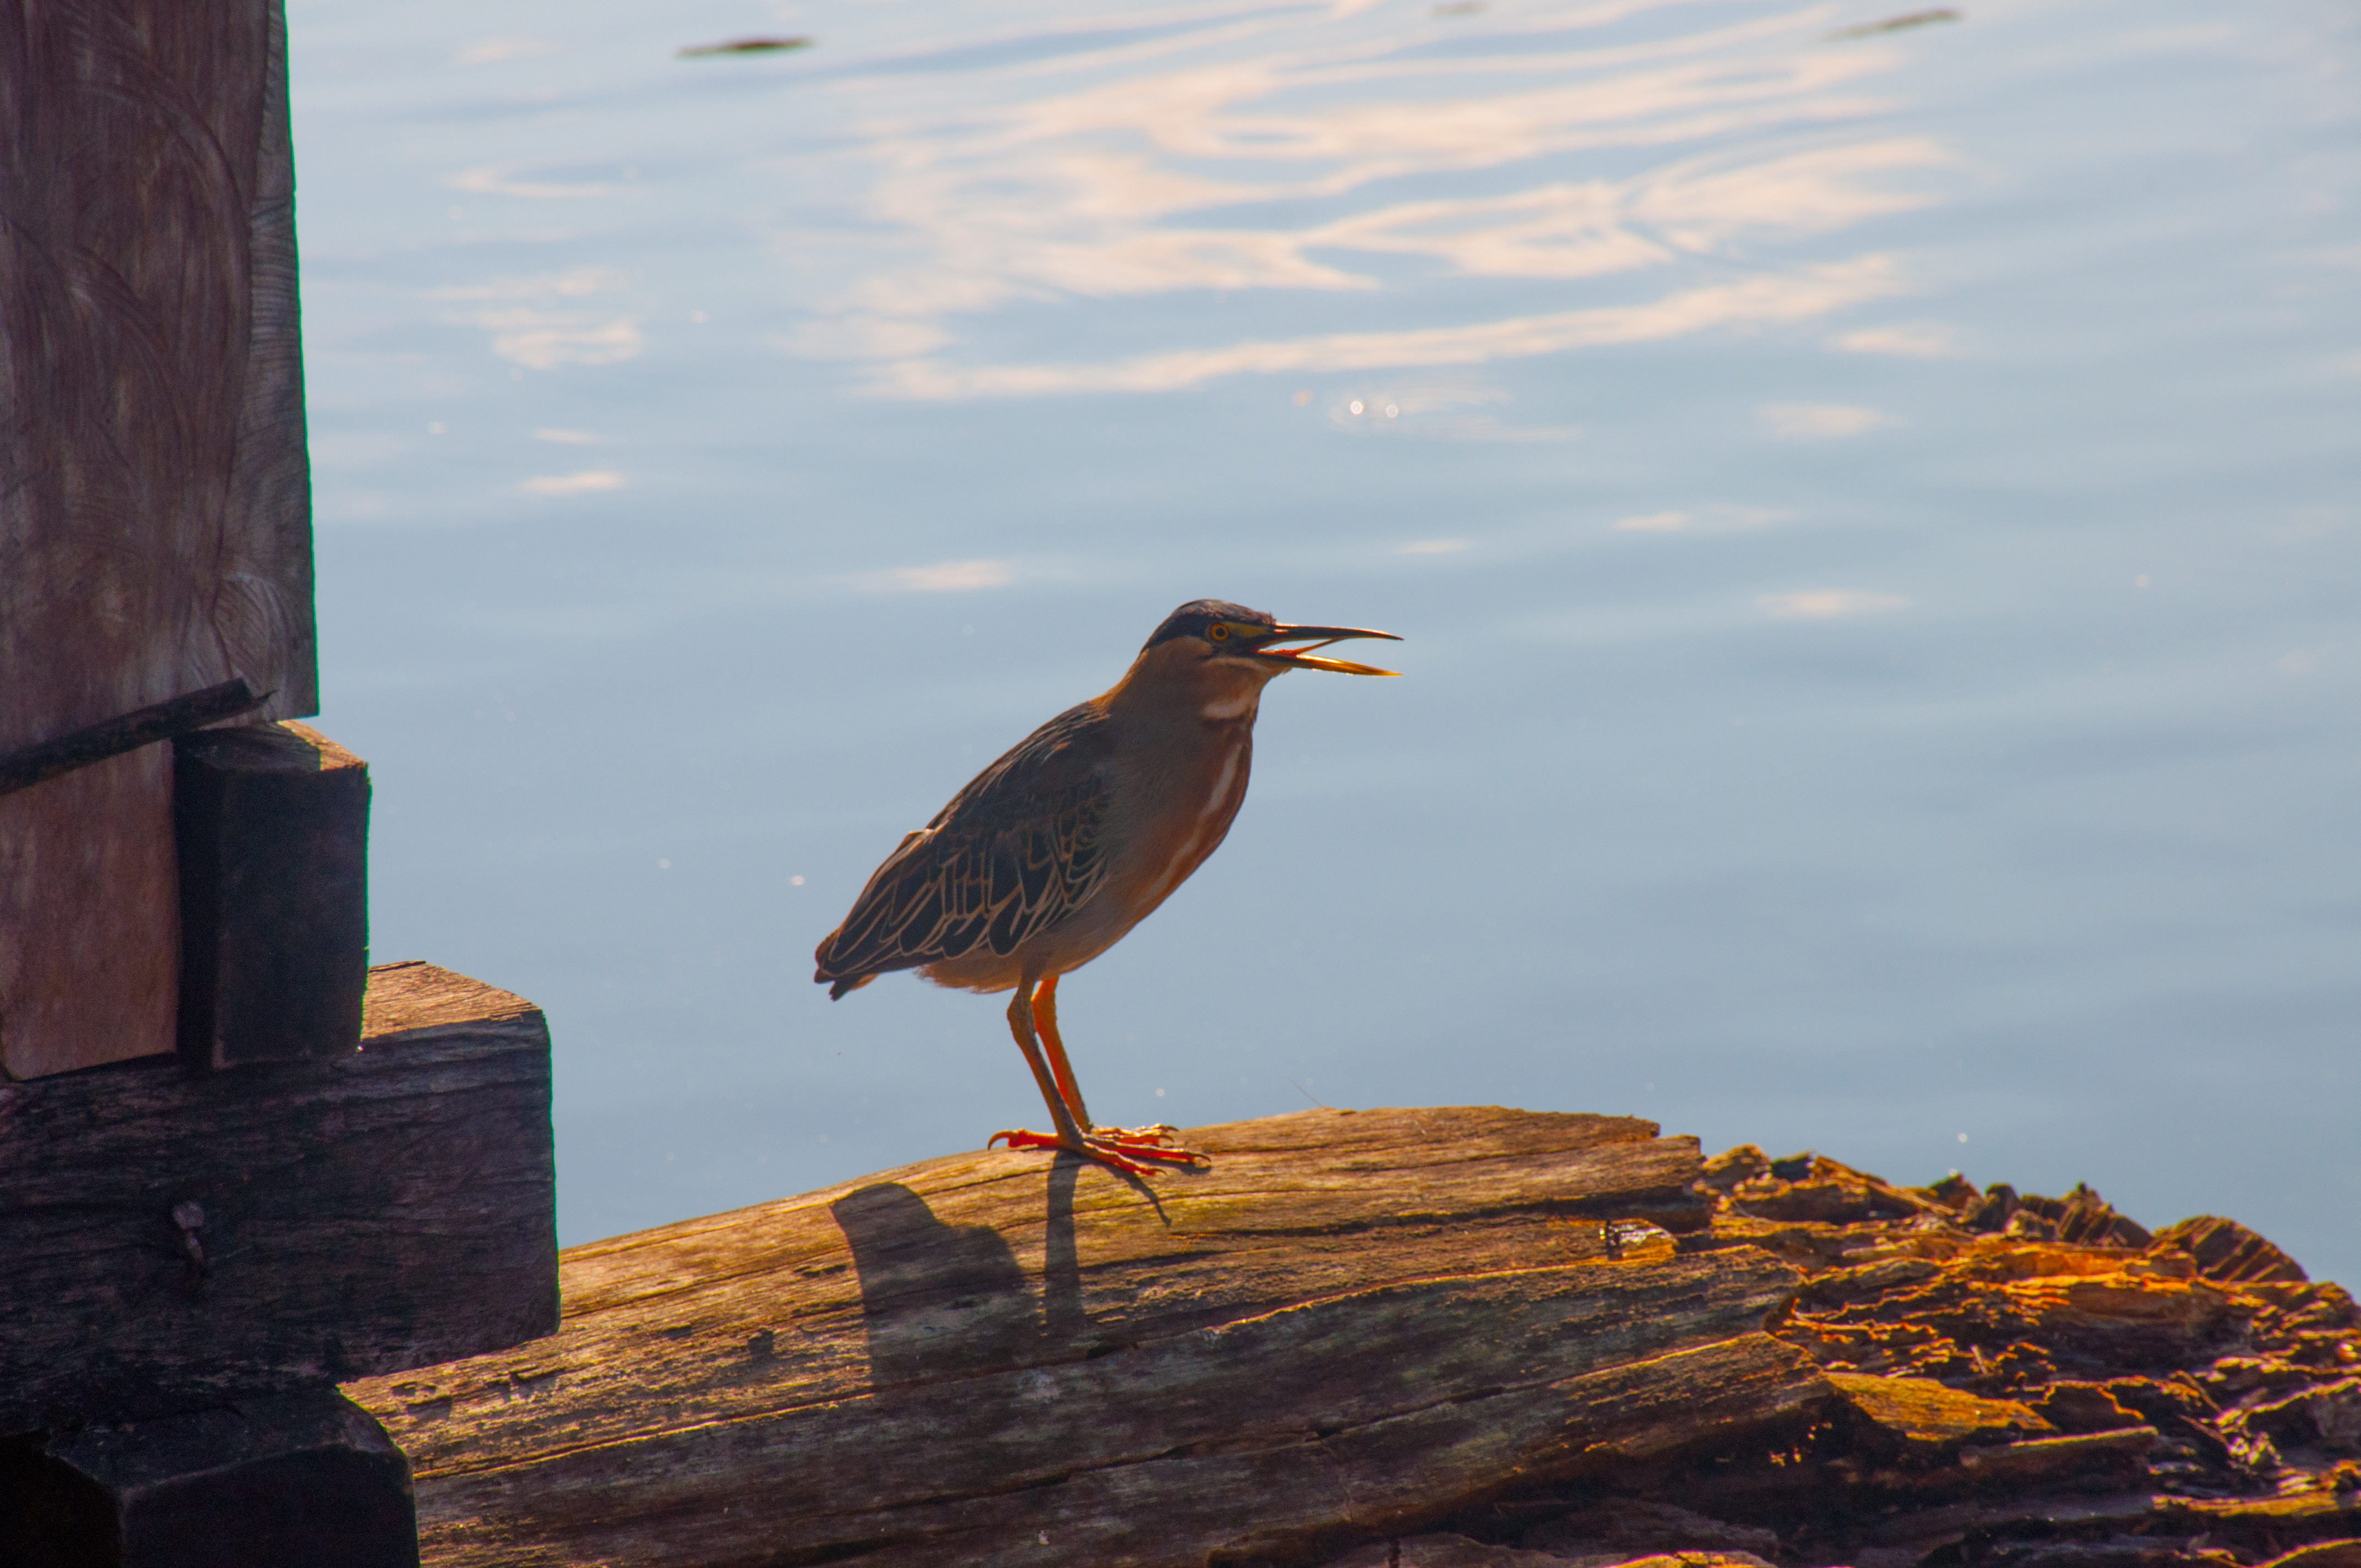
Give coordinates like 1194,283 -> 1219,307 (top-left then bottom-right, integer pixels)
1122,600 -> 1401,714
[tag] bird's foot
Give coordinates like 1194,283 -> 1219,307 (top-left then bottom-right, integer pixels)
987,1126 -> 1209,1177
1085,1123 -> 1208,1166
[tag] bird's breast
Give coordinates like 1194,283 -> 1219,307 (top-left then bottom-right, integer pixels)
1101,722 -> 1255,931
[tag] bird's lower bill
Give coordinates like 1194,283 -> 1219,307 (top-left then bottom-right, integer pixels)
1242,623 -> 1402,677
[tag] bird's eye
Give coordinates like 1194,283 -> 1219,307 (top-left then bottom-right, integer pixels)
1207,624 -> 1230,642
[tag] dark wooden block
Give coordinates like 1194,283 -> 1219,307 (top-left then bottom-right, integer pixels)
0,1390 -> 417,1568
173,721 -> 370,1070
0,963 -> 558,1437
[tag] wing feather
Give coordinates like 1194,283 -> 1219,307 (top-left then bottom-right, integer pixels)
815,701 -> 1116,991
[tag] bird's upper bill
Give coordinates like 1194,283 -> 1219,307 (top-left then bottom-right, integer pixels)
1236,623 -> 1403,677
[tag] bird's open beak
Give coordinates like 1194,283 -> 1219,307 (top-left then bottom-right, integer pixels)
1244,623 -> 1403,677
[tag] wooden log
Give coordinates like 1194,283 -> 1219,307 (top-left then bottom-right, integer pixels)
0,1389 -> 417,1568
341,1113 -> 2361,1568
0,0 -> 319,1080
173,721 -> 370,1069
341,1108 -> 1829,1567
0,963 -> 557,1436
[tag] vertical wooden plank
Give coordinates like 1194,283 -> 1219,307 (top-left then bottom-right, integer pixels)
0,0 -> 318,1080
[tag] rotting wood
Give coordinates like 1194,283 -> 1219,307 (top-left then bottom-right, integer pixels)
346,1115 -> 2361,1568
0,962 -> 557,1436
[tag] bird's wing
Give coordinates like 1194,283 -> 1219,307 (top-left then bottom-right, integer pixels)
815,701 -> 1116,987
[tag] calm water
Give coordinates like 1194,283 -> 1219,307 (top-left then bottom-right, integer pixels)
286,0 -> 2360,1278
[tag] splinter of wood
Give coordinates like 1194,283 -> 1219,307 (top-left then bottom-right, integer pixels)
0,677 -> 266,799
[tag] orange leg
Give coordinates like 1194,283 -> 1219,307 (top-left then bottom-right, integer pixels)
1034,973 -> 1198,1158
989,975 -> 1206,1174
1032,974 -> 1091,1128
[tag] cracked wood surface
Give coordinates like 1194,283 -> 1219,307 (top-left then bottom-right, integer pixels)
343,1107 -> 1826,1567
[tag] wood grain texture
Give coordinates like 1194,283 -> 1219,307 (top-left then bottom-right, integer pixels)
329,1118 -> 2361,1568
0,746 -> 181,1079
0,0 -> 317,1080
0,963 -> 557,1436
340,1108 -> 1829,1568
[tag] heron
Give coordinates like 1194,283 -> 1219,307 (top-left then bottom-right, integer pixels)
814,600 -> 1400,1175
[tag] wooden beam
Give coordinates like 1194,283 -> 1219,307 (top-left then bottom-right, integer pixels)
0,963 -> 558,1437
174,721 -> 370,1069
0,0 -> 320,1080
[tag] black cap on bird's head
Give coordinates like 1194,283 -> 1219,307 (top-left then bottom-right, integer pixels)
1144,600 -> 1272,649
1142,599 -> 1402,676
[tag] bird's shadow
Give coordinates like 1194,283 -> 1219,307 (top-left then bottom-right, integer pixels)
830,1156 -> 1172,1388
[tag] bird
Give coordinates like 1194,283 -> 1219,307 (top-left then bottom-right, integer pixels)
814,599 -> 1401,1176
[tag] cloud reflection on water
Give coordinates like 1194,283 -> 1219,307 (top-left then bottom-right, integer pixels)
1758,588 -> 1910,619
1758,400 -> 1895,437
855,559 -> 1020,593
772,2 -> 1951,400
1832,322 -> 1954,356
435,268 -> 643,368
880,258 -> 1907,397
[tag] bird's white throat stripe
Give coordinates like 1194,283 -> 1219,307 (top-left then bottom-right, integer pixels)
1201,692 -> 1258,721
1144,743 -> 1248,907
1198,744 -> 1243,824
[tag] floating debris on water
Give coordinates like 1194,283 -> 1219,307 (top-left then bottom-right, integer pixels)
1830,7 -> 1961,38
677,36 -> 813,58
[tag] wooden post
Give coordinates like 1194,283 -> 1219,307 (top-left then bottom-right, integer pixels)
0,0 -> 317,1080
2,9 -> 562,1563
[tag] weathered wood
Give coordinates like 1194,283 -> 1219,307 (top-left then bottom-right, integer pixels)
1826,1369 -> 2052,1456
344,1115 -> 2361,1568
2153,1215 -> 2311,1284
0,0 -> 317,1079
343,1108 -> 1810,1567
0,1390 -> 417,1568
173,721 -> 370,1069
0,963 -> 557,1436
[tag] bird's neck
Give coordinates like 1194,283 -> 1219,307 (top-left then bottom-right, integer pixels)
1104,644 -> 1277,729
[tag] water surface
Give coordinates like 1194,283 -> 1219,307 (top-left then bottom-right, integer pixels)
287,0 -> 2360,1277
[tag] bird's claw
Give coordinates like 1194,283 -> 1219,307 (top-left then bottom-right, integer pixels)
1086,1124 -> 1210,1167
1090,1122 -> 1179,1144
988,1126 -> 1210,1176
